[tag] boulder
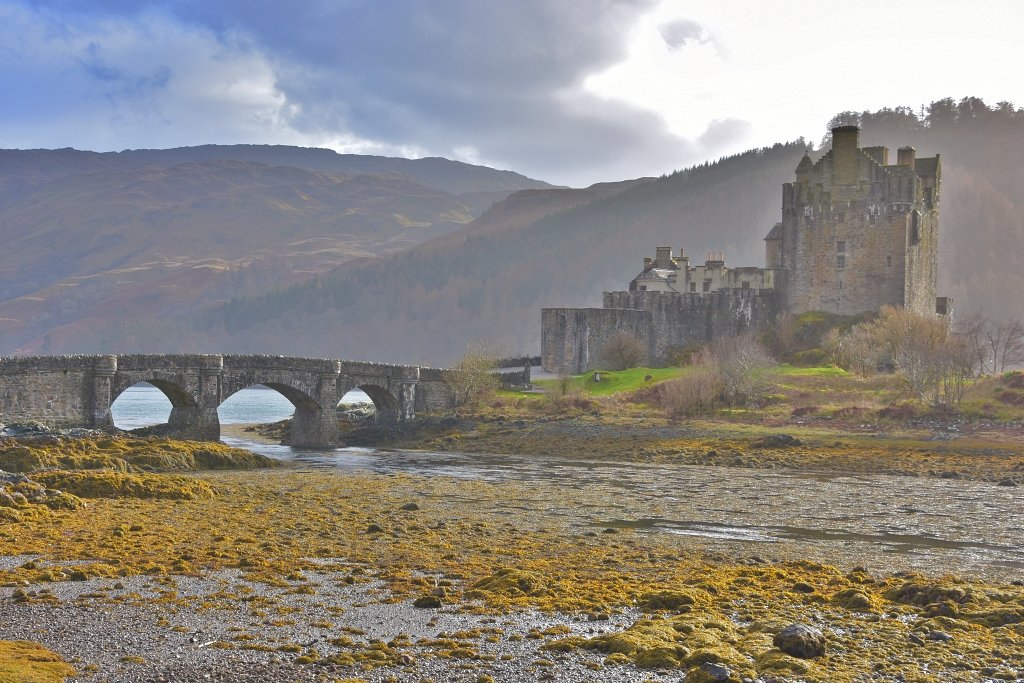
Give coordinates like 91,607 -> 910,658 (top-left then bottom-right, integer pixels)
750,434 -> 802,449
773,624 -> 826,659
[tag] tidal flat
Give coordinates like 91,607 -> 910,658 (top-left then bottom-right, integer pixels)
0,435 -> 1022,682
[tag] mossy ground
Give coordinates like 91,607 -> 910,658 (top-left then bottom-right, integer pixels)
0,640 -> 75,683
1,428 -> 1022,680
1,463 -> 1021,681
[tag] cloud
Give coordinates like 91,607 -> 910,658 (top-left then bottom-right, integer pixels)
658,18 -> 710,50
4,0 -> 694,185
0,2 -> 303,150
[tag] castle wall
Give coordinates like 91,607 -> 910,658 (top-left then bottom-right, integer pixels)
605,290 -> 778,364
541,289 -> 779,375
541,308 -> 652,375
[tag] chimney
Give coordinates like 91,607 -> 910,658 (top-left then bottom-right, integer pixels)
655,246 -> 673,268
831,125 -> 860,186
643,257 -> 652,269
897,146 -> 916,168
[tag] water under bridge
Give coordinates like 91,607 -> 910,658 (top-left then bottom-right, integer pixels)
0,354 -> 456,447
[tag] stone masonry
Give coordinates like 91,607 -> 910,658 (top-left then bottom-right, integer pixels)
542,125 -> 943,374
770,125 -> 940,316
0,354 -> 456,448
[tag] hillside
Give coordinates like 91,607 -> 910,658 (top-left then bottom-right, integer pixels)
10,98 -> 1023,363
0,147 -> 553,352
178,99 -> 1024,365
186,142 -> 807,362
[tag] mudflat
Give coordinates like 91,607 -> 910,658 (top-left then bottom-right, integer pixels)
0,432 -> 1022,682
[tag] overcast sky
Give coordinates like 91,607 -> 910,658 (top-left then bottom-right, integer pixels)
2,0 -> 1022,186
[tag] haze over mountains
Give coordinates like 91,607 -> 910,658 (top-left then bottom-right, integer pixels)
0,147 -> 552,354
3,98 -> 1023,365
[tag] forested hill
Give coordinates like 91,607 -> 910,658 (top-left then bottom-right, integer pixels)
190,98 -> 1024,365
190,141 -> 809,362
0,146 -> 553,354
18,98 -> 1023,363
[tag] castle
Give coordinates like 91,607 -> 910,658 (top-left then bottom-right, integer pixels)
542,125 -> 946,374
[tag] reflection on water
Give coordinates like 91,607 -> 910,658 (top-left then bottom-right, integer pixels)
111,384 -> 370,430
119,387 -> 1024,580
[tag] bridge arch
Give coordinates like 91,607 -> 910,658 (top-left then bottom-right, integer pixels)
340,383 -> 401,424
109,379 -> 195,432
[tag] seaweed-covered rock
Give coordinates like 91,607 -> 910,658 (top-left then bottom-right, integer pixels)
412,595 -> 442,608
638,587 -> 709,612
773,623 -> 825,659
466,568 -> 544,598
750,434 -> 802,449
885,579 -> 972,607
685,662 -> 734,682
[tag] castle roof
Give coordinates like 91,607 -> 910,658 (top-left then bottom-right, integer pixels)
764,222 -> 783,241
634,268 -> 676,283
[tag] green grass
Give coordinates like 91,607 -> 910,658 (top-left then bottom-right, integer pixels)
534,367 -> 683,396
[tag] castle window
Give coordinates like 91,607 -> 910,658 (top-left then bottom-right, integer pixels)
690,282 -> 696,293
639,285 -> 647,292
910,210 -> 921,244
702,280 -> 711,292
836,240 -> 846,253
839,280 -> 843,290
887,255 -> 892,268
836,254 -> 846,269
741,281 -> 750,290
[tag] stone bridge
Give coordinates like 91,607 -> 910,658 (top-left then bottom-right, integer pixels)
0,355 -> 455,447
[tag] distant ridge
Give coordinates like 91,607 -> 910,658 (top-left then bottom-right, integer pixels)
0,146 -> 554,354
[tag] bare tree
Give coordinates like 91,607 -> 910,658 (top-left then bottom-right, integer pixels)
764,311 -> 799,360
986,319 -> 1024,373
444,342 -> 502,410
957,313 -> 1024,374
844,306 -> 975,407
711,334 -> 772,406
956,312 -> 990,375
939,335 -> 975,408
600,331 -> 647,371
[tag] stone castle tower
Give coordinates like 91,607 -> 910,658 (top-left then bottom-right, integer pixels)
765,125 -> 942,316
541,124 -> 946,374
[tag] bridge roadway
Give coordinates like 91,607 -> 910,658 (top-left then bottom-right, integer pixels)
0,354 -> 454,447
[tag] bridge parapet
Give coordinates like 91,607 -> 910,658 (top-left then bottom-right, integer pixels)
1,353 -> 457,446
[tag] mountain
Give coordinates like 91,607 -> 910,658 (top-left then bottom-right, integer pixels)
188,143 -> 806,362
9,98 -> 1023,364
176,98 -> 1024,365
0,146 -> 553,353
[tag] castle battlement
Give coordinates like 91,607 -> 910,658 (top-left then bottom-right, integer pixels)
541,125 -> 944,374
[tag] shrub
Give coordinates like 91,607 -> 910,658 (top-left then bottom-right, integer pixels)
444,342 -> 502,410
658,363 -> 723,417
600,331 -> 647,371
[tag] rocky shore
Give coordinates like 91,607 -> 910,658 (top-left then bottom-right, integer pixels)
0,431 -> 1022,682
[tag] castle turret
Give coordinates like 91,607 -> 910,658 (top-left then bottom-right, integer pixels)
831,125 -> 860,186
897,146 -> 917,168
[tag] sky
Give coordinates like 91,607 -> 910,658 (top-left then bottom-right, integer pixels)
2,0 -> 1023,187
